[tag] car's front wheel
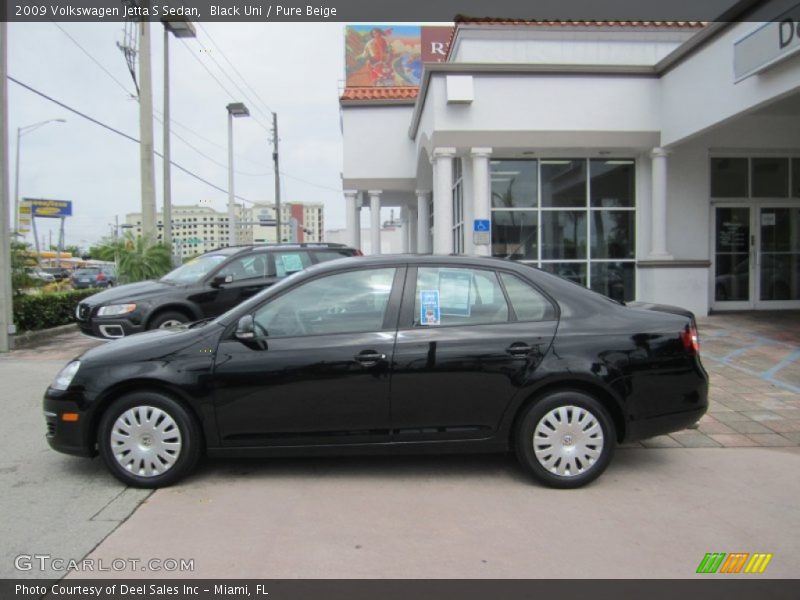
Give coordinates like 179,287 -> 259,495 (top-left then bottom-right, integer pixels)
148,310 -> 190,330
98,392 -> 202,488
515,390 -> 615,488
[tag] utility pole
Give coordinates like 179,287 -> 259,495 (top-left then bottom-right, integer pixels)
272,112 -> 282,242
138,15 -> 157,240
0,17 -> 13,351
161,24 -> 172,249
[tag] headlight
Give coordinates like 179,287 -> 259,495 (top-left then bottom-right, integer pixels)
97,304 -> 137,317
52,361 -> 80,391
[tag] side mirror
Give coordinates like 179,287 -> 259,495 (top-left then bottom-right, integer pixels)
210,274 -> 232,288
235,315 -> 256,340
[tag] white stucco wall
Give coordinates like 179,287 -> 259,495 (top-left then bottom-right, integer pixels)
342,105 -> 417,186
452,30 -> 691,66
660,22 -> 800,147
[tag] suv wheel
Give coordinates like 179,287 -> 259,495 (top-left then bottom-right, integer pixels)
98,392 -> 201,488
149,310 -> 190,330
515,390 -> 615,489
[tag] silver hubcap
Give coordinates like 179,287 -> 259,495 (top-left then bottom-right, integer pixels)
110,406 -> 182,477
533,405 -> 604,477
158,319 -> 184,329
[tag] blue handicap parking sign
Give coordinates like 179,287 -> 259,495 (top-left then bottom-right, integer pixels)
473,219 -> 490,232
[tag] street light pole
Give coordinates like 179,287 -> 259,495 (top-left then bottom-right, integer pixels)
271,112 -> 282,242
1,18 -> 12,352
13,119 -> 66,235
226,102 -> 249,247
161,18 -> 196,256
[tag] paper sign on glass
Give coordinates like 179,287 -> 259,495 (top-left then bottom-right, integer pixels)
419,290 -> 441,326
438,270 -> 472,316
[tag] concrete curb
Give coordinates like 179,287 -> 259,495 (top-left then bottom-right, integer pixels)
12,323 -> 79,348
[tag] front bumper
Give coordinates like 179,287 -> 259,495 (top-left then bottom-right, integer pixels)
43,391 -> 95,457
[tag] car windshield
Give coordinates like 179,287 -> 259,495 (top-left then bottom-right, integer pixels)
160,254 -> 229,284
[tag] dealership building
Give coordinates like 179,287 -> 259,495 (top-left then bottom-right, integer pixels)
339,13 -> 800,316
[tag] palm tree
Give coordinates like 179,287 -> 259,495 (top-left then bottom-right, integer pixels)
93,233 -> 173,284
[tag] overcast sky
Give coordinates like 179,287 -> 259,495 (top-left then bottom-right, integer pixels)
7,21 -> 365,250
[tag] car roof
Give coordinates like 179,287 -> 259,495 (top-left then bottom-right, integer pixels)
205,243 -> 354,256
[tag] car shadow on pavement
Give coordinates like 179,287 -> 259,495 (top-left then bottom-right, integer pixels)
181,447 -> 667,488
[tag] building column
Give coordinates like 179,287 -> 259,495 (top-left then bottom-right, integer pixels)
368,189 -> 382,255
471,147 -> 493,257
400,206 -> 409,253
649,148 -> 672,259
432,147 -> 456,254
344,189 -> 360,250
416,189 -> 430,253
407,205 -> 418,254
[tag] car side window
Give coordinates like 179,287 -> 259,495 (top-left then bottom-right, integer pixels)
499,272 -> 556,322
270,251 -> 312,278
253,268 -> 396,337
414,267 -> 509,327
217,253 -> 269,282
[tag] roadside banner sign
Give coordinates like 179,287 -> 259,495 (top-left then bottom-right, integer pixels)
24,198 -> 73,218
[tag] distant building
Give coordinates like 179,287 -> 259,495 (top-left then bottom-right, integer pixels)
126,202 -> 324,258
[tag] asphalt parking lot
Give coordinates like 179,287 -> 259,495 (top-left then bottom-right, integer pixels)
2,317 -> 799,579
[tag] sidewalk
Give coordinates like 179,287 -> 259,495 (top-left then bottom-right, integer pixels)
627,311 -> 800,450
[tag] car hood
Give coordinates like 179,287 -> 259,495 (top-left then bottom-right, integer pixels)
79,280 -> 180,306
78,322 -> 223,365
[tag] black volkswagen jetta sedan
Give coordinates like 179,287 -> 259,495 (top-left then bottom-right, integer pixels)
75,243 -> 359,339
45,255 -> 708,489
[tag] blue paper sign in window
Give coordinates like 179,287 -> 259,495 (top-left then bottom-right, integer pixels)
438,270 -> 472,316
419,290 -> 441,326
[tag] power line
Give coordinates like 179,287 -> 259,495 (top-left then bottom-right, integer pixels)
176,37 -> 271,134
52,22 -> 136,99
195,22 -> 275,117
7,75 -> 257,204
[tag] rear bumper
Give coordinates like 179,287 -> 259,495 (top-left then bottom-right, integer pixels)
625,406 -> 707,442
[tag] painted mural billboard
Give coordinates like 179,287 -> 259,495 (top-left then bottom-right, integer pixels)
345,25 -> 450,87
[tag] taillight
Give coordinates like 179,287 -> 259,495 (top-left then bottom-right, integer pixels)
681,324 -> 700,355
96,273 -> 106,282
354,249 -> 364,256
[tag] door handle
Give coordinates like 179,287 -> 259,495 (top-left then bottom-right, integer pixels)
354,351 -> 386,367
506,343 -> 535,357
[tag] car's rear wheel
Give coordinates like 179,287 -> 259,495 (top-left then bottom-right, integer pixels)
98,392 -> 201,488
148,310 -> 190,330
515,390 -> 615,489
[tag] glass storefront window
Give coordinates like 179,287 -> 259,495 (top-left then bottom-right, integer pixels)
541,262 -> 587,286
711,158 -> 748,198
793,159 -> 800,198
590,211 -> 635,259
541,160 -> 587,208
489,158 -> 635,302
590,160 -> 635,207
590,262 -> 635,303
542,211 -> 587,260
752,158 -> 789,198
491,211 -> 537,260
491,160 -> 537,209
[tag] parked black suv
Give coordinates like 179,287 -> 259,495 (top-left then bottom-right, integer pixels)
75,243 -> 360,339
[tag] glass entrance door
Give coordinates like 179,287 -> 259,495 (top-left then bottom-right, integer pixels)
714,206 -> 752,308
758,207 -> 800,306
713,204 -> 800,309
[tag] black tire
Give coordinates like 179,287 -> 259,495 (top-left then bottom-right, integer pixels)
514,390 -> 615,489
98,391 -> 202,488
148,310 -> 190,330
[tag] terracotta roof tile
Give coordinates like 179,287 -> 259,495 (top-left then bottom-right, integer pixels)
340,87 -> 419,102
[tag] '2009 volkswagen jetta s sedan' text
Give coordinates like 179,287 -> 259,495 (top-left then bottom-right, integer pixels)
44,255 -> 708,489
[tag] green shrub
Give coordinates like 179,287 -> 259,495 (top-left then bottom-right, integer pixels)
13,289 -> 98,332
